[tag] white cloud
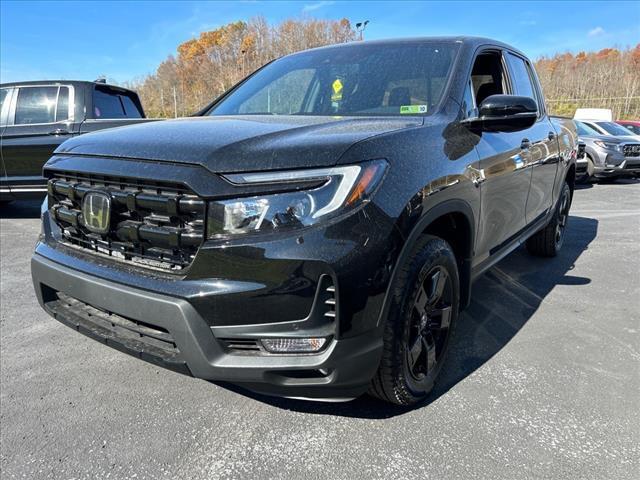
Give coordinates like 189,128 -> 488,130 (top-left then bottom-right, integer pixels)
303,1 -> 335,12
588,26 -> 605,37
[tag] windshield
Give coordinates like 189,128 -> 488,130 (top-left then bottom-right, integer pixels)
209,42 -> 460,117
575,120 -> 599,136
596,121 -> 634,136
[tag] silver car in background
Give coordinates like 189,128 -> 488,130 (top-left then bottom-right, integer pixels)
575,120 -> 640,181
579,119 -> 640,138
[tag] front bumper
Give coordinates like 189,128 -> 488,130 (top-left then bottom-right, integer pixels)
32,192 -> 396,400
590,147 -> 640,178
32,252 -> 383,400
593,157 -> 640,178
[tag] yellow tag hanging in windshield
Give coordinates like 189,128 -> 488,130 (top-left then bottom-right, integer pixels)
331,78 -> 343,102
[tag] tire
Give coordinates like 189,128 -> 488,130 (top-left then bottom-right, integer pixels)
369,235 -> 459,406
526,182 -> 571,257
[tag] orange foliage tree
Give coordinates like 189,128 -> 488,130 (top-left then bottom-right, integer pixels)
535,45 -> 640,119
129,17 -> 355,117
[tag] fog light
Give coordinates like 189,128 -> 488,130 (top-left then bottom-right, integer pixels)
261,337 -> 327,353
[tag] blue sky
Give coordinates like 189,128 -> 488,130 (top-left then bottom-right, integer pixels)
1,0 -> 639,84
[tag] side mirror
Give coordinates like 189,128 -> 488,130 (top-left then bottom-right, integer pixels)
465,94 -> 538,132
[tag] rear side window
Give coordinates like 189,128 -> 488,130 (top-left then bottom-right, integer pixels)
505,53 -> 538,109
93,86 -> 143,119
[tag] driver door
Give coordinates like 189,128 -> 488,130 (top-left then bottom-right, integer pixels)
470,50 -> 533,264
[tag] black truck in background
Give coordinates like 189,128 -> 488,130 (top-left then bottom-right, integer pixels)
0,80 -> 156,202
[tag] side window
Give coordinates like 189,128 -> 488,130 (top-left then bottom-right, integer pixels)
461,81 -> 476,118
470,52 -> 506,106
505,53 -> 538,110
15,86 -> 59,124
56,87 -> 70,122
0,88 -> 10,126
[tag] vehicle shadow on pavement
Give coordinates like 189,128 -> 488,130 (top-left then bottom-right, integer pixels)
0,199 -> 43,219
218,215 -> 598,418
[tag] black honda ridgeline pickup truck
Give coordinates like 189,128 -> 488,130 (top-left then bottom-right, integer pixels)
32,37 -> 577,406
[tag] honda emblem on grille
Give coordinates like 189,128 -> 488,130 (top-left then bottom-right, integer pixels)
82,191 -> 111,234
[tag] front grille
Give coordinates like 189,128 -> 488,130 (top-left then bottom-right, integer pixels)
623,144 -> 640,157
44,291 -> 190,375
48,172 -> 206,271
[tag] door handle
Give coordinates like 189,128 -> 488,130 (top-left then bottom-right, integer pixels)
49,128 -> 70,136
548,131 -> 556,141
520,138 -> 531,149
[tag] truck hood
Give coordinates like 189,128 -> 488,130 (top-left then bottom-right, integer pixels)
579,133 -> 640,144
56,115 -> 423,172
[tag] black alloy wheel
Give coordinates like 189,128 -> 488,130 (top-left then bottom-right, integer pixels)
405,265 -> 453,388
369,235 -> 459,406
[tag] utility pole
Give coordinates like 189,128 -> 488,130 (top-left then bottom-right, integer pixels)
173,86 -> 178,118
355,20 -> 369,41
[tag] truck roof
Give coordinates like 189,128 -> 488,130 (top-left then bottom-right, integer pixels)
0,79 -> 136,93
293,36 -> 528,58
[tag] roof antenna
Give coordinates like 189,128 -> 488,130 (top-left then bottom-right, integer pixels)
94,77 -> 107,84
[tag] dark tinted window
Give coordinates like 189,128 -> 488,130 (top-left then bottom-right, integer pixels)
93,86 -> 143,119
470,52 -> 506,105
505,53 -> 538,108
120,94 -> 143,117
56,87 -> 70,121
15,86 -> 58,124
211,42 -> 460,116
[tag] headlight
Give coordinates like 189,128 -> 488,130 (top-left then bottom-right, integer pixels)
593,141 -> 621,151
207,160 -> 387,238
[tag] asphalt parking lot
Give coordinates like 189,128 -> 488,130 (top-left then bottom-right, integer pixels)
1,180 -> 639,480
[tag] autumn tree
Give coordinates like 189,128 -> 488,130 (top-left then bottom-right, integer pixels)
536,45 -> 640,119
129,17 -> 355,117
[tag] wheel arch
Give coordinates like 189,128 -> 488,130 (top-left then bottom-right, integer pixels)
377,199 -> 475,328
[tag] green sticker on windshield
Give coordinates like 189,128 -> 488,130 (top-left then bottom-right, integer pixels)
400,105 -> 428,114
